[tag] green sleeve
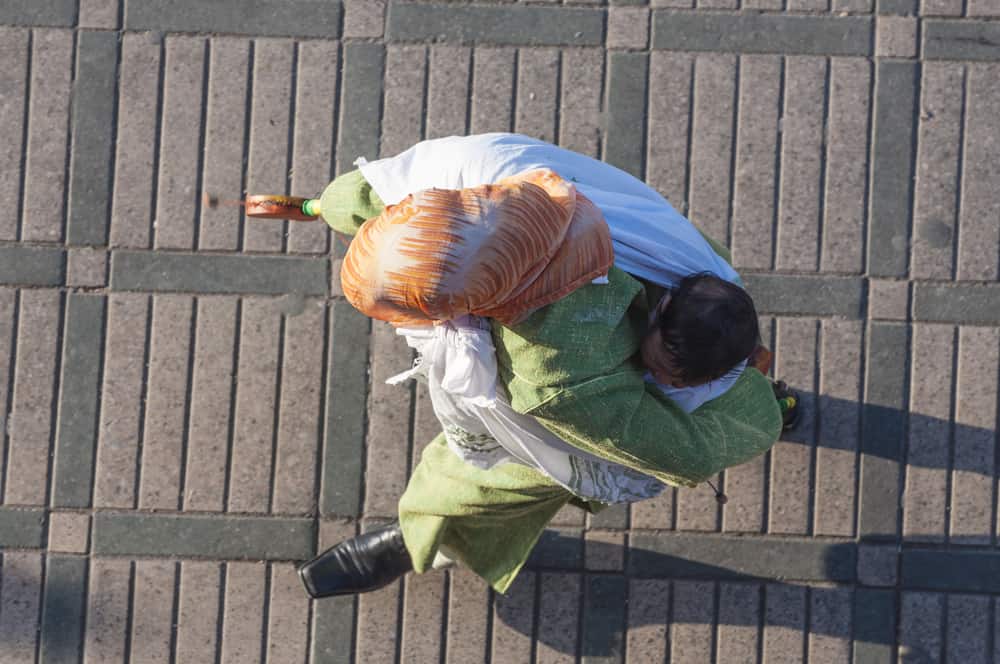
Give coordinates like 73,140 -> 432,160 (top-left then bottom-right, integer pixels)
318,169 -> 386,236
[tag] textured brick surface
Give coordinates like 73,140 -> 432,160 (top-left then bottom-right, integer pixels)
343,0 -> 386,39
876,16 -> 918,58
48,512 -> 90,553
79,0 -> 120,28
607,7 -> 650,50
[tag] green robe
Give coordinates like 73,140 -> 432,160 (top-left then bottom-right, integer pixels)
322,171 -> 783,592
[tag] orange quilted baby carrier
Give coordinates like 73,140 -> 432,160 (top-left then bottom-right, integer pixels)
339,169 -> 614,327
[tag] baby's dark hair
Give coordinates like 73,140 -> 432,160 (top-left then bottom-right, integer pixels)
657,272 -> 759,385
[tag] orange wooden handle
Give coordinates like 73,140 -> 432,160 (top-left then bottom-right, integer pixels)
245,195 -> 318,221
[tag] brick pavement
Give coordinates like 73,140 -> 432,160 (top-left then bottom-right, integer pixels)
1,0 -> 999,662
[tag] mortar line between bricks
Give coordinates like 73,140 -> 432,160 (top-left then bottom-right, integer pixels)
149,36 -> 167,252
167,560 -> 182,664
753,582 -> 765,664
1,291 -> 20,504
394,574 -> 406,664
310,304 -> 331,535
123,560 -> 137,664
725,55 -> 741,253
43,290 -> 68,510
464,47 -> 475,137
815,56 -> 831,274
858,55 -> 875,281
98,28 -> 124,249
801,585 -> 812,662
281,42 -> 299,256
762,318 -> 776,533
944,325 -> 960,544
951,65 -> 968,282
437,570 -> 450,664
59,30 -> 79,245
770,57 -> 786,271
266,313 -> 286,515
510,48 -> 520,134
15,30 -> 32,244
191,38 -> 211,253
553,49 -> 563,156
214,562 -> 227,664
807,319 -> 820,538
177,296 -> 198,511
259,562 -> 273,664
32,540 -> 48,664
992,346 -> 1000,549
682,55 -> 696,219
237,41 -> 255,253
905,61 -> 922,279
850,321 -> 869,540
221,299 -> 242,513
132,296 -> 153,511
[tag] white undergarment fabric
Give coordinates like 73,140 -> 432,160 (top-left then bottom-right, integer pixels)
362,134 -> 748,501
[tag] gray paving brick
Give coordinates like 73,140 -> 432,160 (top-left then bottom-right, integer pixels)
288,40 -> 337,256
220,561 -> 266,664
471,47 -> 515,134
228,298 -> 281,513
68,30 -> 119,247
604,51 -> 648,181
265,564 -> 310,664
129,560 -> 175,662
646,51 -> 693,209
876,15 -> 918,58
945,594 -> 991,663
770,318 -> 817,535
581,574 -> 626,663
364,321 -> 414,517
0,289 -> 11,493
337,42 -> 385,172
924,20 -> 1000,62
585,530 -> 625,571
957,63 -> 1000,281
84,558 -> 131,664
535,573 -> 580,664
66,247 -> 108,287
859,322 -> 908,539
175,561 -> 222,662
853,588 -> 895,663
356,575 -> 402,664
310,589 -> 356,664
0,507 -> 45,547
93,512 -> 314,558
868,278 -> 909,320
343,0 -> 386,39
669,580 -> 713,664
244,39 -> 294,254
763,583 -> 806,663
322,300 -> 369,517
182,297 -> 236,511
741,273 -> 864,318
94,294 -> 148,508
51,294 -> 105,508
110,33 -> 161,250
199,38 -> 249,252
950,327 -> 997,545
652,12 -> 873,56
902,549 -> 1000,593
0,0 -> 77,27
808,585 -> 852,664
913,282 -> 1000,325
716,582 -> 760,662
624,579 -> 669,664
821,57 -> 871,275
137,295 -> 192,511
731,55 -> 781,272
47,511 -> 90,554
0,246 -> 64,286
590,502 -> 629,530
382,45 -> 427,159
607,7 -> 649,50
0,553 -> 42,660
744,0 -> 783,7
492,571 -> 536,663
629,532 -> 855,581
921,0 -> 962,14
39,555 -> 87,664
412,382 -> 440,472
79,0 -> 120,29
386,3 -> 603,47
6,289 -> 60,506
676,479 -> 719,532
722,454 -> 765,533
877,0 -> 917,12
445,568 -> 491,664
516,48 -> 560,145
968,0 -> 1000,15
898,592 -> 943,662
700,0 -> 738,8
111,250 -> 328,295
815,319 -> 862,537
125,0 -> 341,38
789,0 -> 830,8
777,56 -> 826,272
630,488 -> 674,530
528,527 -> 584,569
0,28 -> 28,242
857,543 -> 897,587
272,300 -> 324,514
688,53 -> 735,244
153,36 -> 206,252
912,62 -> 962,280
22,29 -> 72,243
427,46 -> 472,140
868,60 -> 917,277
555,49 -> 602,160
834,0 -> 874,11
400,572 -> 446,663
654,0 -> 693,7
903,324 -> 953,542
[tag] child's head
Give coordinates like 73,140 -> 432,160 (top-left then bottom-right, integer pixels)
640,273 -> 759,388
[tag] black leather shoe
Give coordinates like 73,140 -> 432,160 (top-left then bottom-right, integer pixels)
298,521 -> 413,598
